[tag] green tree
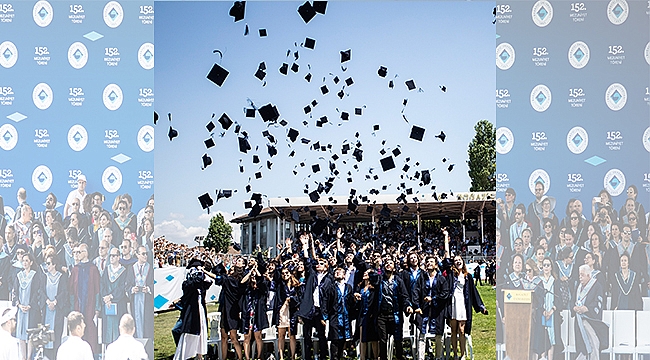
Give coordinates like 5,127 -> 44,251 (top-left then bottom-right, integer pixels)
467,119 -> 496,191
204,213 -> 233,252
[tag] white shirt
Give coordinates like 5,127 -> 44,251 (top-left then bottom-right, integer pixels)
105,334 -> 148,360
57,335 -> 93,360
0,327 -> 22,360
313,273 -> 326,308
64,189 -> 86,217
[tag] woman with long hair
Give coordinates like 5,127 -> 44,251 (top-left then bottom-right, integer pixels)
610,252 -> 643,310
538,257 -> 562,360
449,255 -> 488,360
216,256 -> 246,360
273,265 -> 303,360
355,268 -> 379,360
14,252 -> 42,360
240,258 -> 270,360
42,253 -> 69,360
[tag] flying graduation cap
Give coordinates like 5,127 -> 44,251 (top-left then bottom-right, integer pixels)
229,1 -> 246,22
218,113 -> 233,130
198,193 -> 214,212
409,125 -> 425,141
435,131 -> 446,142
207,63 -> 229,87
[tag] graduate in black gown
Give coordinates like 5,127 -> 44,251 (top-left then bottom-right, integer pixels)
324,266 -> 357,360
215,256 -> 246,360
240,258 -> 270,360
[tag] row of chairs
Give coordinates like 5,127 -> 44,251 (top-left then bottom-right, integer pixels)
207,311 -> 471,360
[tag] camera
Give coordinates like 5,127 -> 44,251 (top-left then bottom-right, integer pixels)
28,324 -> 54,360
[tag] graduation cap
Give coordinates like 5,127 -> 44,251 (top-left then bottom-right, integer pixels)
154,111 -> 159,124
402,164 -> 410,172
218,113 -> 233,130
373,124 -> 380,131
251,193 -> 263,203
259,28 -> 267,37
291,63 -> 299,73
355,107 -> 362,116
347,198 -> 358,212
378,66 -> 387,78
352,148 -> 363,162
379,156 -> 395,171
297,1 -> 317,23
309,190 -> 320,202
258,103 -> 280,122
279,63 -> 288,75
409,125 -> 425,141
249,204 -> 263,217
287,128 -> 299,142
380,204 -> 391,218
341,112 -> 349,121
252,155 -> 260,163
206,121 -> 216,132
392,148 -> 401,157
244,201 -> 252,208
345,77 -> 354,86
305,37 -> 316,50
435,131 -> 446,142
198,193 -> 214,211
217,189 -> 233,200
421,170 -> 431,185
207,63 -> 229,87
337,90 -> 345,99
321,85 -> 329,95
255,172 -> 262,179
229,1 -> 246,22
201,152 -> 213,168
389,80 -> 394,89
238,137 -> 251,153
246,184 -> 252,192
447,164 -> 455,172
267,144 -> 277,157
366,205 -> 374,213
312,164 -> 320,173
440,85 -> 447,92
311,100 -> 318,107
204,137 -> 215,149
305,73 -> 312,82
244,24 -> 249,36
168,126 -> 178,141
406,188 -> 413,195
340,49 -> 351,63
405,79 -> 416,91
311,217 -> 328,236
239,165 -> 245,173
313,1 -> 327,14
291,210 -> 300,222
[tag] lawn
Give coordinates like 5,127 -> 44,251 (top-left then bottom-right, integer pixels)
154,286 -> 496,359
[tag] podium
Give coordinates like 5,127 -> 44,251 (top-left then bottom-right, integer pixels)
502,289 -> 532,360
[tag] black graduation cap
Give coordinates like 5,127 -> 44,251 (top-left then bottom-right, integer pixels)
377,66 -> 388,78
305,73 -> 312,82
229,1 -> 246,22
255,69 -> 266,81
246,184 -> 252,192
206,121 -> 215,132
312,164 -> 320,173
337,90 -> 345,99
304,105 -> 312,114
389,80 -> 394,89
402,164 -> 410,172
345,77 -> 354,86
341,143 -> 350,153
340,49 -> 351,63
287,128 -> 299,142
207,63 -> 229,87
198,193 -> 214,210
154,111 -> 159,124
244,108 -> 256,118
239,165 -> 245,173
435,131 -> 446,142
251,193 -> 262,203
313,1 -> 327,14
355,108 -> 362,116
244,200 -> 252,208
309,210 -> 317,217
341,112 -> 349,121
217,189 -> 233,200
238,137 -> 251,153
301,138 -> 310,145
312,141 -> 320,150
291,210 -> 300,222
218,113 -> 233,130
279,63 -> 288,75
309,190 -> 320,202
379,149 -> 386,155
249,204 -> 263,217
332,154 -> 339,161
409,125 -> 425,141
447,164 -> 455,172
366,205 -> 374,213
255,172 -> 262,179
406,188 -> 413,195
259,28 -> 267,37
347,199 -> 358,211
403,99 -> 408,106
321,85 -> 329,95
380,156 -> 395,171
297,1 -> 317,23
168,126 -> 178,141
201,153 -> 212,169
405,79 -> 416,91
244,24 -> 249,36
267,160 -> 273,169
380,204 -> 391,218
352,148 -> 363,162
311,217 -> 328,235
267,144 -> 277,157
291,63 -> 299,73
205,138 -> 215,149
392,148 -> 401,157
252,155 -> 260,163
421,170 -> 431,185
258,103 -> 280,122
440,85 -> 447,92
305,37 -> 316,50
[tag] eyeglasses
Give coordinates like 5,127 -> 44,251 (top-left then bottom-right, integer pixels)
514,242 -> 523,246
145,210 -> 153,214
119,245 -> 128,249
46,262 -> 53,266
544,224 -> 552,228
73,251 -> 80,254
571,217 -> 578,220
505,193 -> 513,196
526,268 -> 533,272
72,203 -> 80,207
629,217 -> 637,221
623,231 -> 632,235
543,263 -> 551,268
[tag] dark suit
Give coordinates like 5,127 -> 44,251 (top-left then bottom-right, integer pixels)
297,257 -> 333,360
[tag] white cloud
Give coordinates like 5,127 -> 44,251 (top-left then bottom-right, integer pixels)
168,212 -> 185,220
197,213 -> 212,222
155,220 -> 207,245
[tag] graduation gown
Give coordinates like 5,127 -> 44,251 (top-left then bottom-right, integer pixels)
448,273 -> 486,335
127,261 -> 154,339
177,273 -> 213,336
271,279 -> 303,334
296,256 -> 333,321
239,277 -> 270,333
214,273 -> 244,332
323,282 -> 357,341
412,269 -> 451,335
100,264 -> 129,344
610,269 -> 643,310
42,270 -> 69,350
69,261 -> 101,353
572,280 -> 608,354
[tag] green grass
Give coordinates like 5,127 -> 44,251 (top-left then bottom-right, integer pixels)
154,287 -> 497,360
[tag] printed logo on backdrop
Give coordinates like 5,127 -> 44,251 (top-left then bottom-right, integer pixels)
530,84 -> 551,112
607,0 -> 628,25
138,43 -> 154,70
33,0 -> 53,27
68,42 -> 88,69
605,83 -> 627,111
567,126 -> 589,154
102,166 -> 122,193
32,165 -> 52,192
496,43 -> 515,70
0,41 -> 18,68
137,125 -> 154,152
643,127 -> 650,152
32,83 -> 53,110
532,0 -> 553,27
529,169 -> 550,195
103,1 -> 123,28
604,169 -> 626,196
568,41 -> 590,69
0,3 -> 16,23
645,42 -> 650,66
0,123 -> 18,150
496,127 -> 514,154
103,84 -> 123,111
67,124 -> 88,151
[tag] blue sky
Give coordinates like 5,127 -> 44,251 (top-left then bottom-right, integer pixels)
154,1 -> 496,244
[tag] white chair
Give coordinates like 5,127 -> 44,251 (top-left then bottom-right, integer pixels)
496,342 -> 506,360
635,311 -> 650,360
601,310 -> 613,360
612,310 -> 636,359
256,311 -> 278,359
466,333 -> 474,360
643,298 -> 650,311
